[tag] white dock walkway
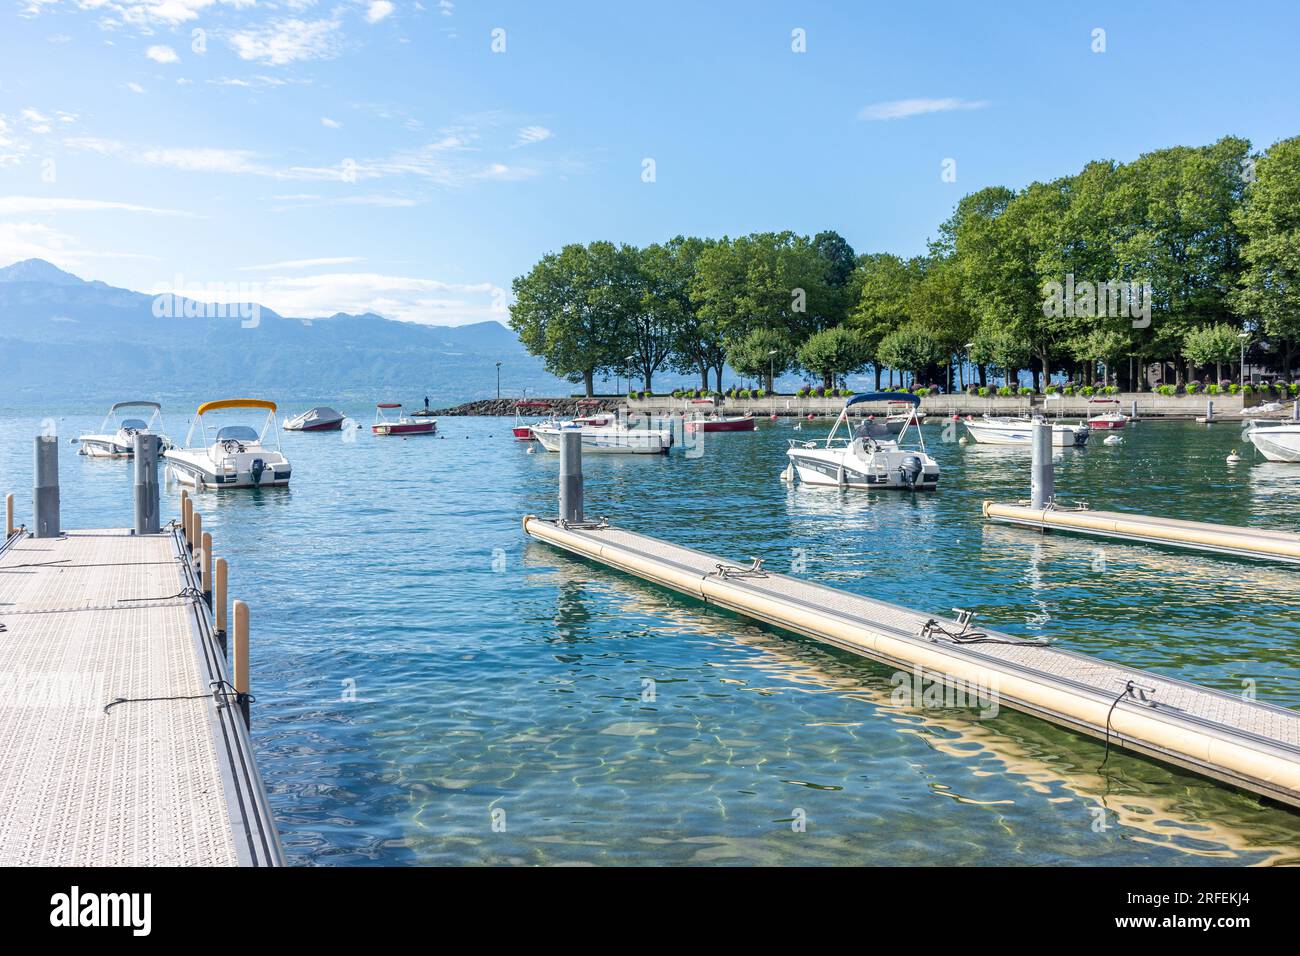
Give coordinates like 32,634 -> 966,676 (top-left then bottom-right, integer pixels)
0,526 -> 281,866
524,516 -> 1300,809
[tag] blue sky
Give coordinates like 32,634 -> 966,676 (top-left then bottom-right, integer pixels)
2,0 -> 1298,325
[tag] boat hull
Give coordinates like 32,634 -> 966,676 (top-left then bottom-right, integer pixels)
786,449 -> 939,490
373,421 -> 437,436
533,427 -> 671,454
164,452 -> 291,489
512,426 -> 535,440
78,437 -> 133,458
1247,427 -> 1300,462
965,421 -> 1088,447
684,416 -> 755,433
286,419 -> 343,432
1087,417 -> 1126,430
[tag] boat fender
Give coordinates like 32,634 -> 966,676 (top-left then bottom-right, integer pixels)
836,464 -> 847,489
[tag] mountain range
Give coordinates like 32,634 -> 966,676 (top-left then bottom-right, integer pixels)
0,259 -> 568,408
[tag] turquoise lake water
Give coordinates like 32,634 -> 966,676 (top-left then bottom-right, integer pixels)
3,402 -> 1300,865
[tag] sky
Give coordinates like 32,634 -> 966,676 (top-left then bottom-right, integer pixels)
1,0 -> 1299,326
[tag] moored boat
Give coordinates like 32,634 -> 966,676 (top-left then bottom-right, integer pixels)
964,416 -> 1089,447
1086,398 -> 1128,429
283,406 -> 346,431
77,401 -> 167,458
512,400 -> 553,440
1246,422 -> 1300,462
163,399 -> 291,489
532,411 -> 672,454
784,392 -> 940,490
373,403 -> 437,436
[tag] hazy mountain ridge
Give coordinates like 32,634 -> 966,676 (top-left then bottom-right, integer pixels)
0,259 -> 564,405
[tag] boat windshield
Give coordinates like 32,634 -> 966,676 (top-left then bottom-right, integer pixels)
215,425 -> 260,443
854,420 -> 894,440
119,418 -> 148,430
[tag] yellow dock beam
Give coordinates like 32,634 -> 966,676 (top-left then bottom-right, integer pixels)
983,501 -> 1300,564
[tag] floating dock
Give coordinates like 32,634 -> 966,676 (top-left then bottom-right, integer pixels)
523,514 -> 1300,808
983,501 -> 1300,565
0,495 -> 281,864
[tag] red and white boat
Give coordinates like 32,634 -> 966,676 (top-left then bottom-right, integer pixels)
372,403 -> 437,436
1085,398 -> 1128,430
682,398 -> 756,433
511,400 -> 553,440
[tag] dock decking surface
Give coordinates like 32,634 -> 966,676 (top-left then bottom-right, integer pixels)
0,528 -> 280,866
525,517 -> 1300,807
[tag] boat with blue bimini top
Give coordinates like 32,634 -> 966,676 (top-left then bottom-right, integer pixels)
782,391 -> 940,490
164,398 -> 292,489
76,401 -> 168,458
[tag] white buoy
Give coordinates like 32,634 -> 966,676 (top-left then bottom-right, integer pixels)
527,445 -> 535,454
1227,450 -> 1241,463
1104,434 -> 1123,445
958,436 -> 969,446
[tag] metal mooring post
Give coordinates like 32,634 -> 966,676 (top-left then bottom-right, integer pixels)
1205,400 -> 1215,423
133,433 -> 161,534
558,430 -> 584,524
1031,421 -> 1054,510
33,435 -> 60,538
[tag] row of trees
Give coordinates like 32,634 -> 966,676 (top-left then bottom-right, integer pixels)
509,135 -> 1300,396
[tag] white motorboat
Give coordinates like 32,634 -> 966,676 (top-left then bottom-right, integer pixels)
532,411 -> 673,455
164,399 -> 292,489
783,392 -> 939,490
1246,422 -> 1300,462
77,401 -> 167,458
963,416 -> 1089,447
283,406 -> 345,431
883,400 -> 927,433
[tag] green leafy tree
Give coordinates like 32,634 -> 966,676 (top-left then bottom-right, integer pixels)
847,253 -> 923,387
796,326 -> 869,388
1233,136 -> 1300,378
727,327 -> 792,391
510,242 -> 624,396
1182,323 -> 1244,382
876,324 -> 946,384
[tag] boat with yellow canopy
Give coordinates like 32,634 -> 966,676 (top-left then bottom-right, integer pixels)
163,398 -> 292,488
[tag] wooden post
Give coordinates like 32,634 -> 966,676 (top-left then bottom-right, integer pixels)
192,512 -> 202,563
233,599 -> 250,727
181,495 -> 192,549
5,492 -> 12,537
201,532 -> 212,606
214,557 -> 228,656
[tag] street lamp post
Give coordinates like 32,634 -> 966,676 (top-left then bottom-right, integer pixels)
496,361 -> 502,399
768,349 -> 778,393
624,355 -> 635,395
1239,332 -> 1250,386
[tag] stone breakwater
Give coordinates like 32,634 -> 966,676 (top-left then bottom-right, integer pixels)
429,397 -> 622,417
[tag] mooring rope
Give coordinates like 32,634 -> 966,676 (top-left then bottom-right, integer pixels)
710,558 -> 768,579
103,679 -> 254,715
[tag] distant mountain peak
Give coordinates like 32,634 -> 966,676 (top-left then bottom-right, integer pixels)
0,259 -> 85,286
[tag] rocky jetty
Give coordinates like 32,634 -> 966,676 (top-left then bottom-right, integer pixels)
429,397 -> 621,417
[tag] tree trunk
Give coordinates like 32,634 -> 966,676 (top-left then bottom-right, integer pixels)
874,365 -> 882,390
699,363 -> 710,390
713,364 -> 724,393
583,369 -> 594,397
978,364 -> 988,387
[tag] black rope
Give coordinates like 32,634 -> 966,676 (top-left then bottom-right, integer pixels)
1099,680 -> 1136,770
117,585 -> 203,604
0,559 -> 71,570
103,679 -> 254,714
920,618 -> 1050,647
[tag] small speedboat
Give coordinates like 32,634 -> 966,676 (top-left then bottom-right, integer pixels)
512,400 -> 553,440
684,413 -> 755,433
283,406 -> 346,432
77,401 -> 167,458
163,399 -> 291,489
1245,422 -> 1300,462
883,401 -> 927,433
784,392 -> 939,490
532,411 -> 672,454
964,416 -> 1089,447
1085,398 -> 1128,430
372,403 -> 436,436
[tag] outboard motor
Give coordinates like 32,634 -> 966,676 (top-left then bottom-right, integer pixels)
899,454 -> 923,489
250,457 -> 266,485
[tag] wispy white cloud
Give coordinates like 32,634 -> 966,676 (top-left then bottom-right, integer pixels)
856,97 -> 990,121
146,45 -> 179,64
321,117 -> 342,129
127,82 -> 145,94
253,270 -> 506,325
0,196 -> 186,216
365,1 -> 393,24
228,18 -> 342,66
437,0 -> 453,15
240,256 -> 363,271
139,147 -> 263,174
512,125 -> 551,148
